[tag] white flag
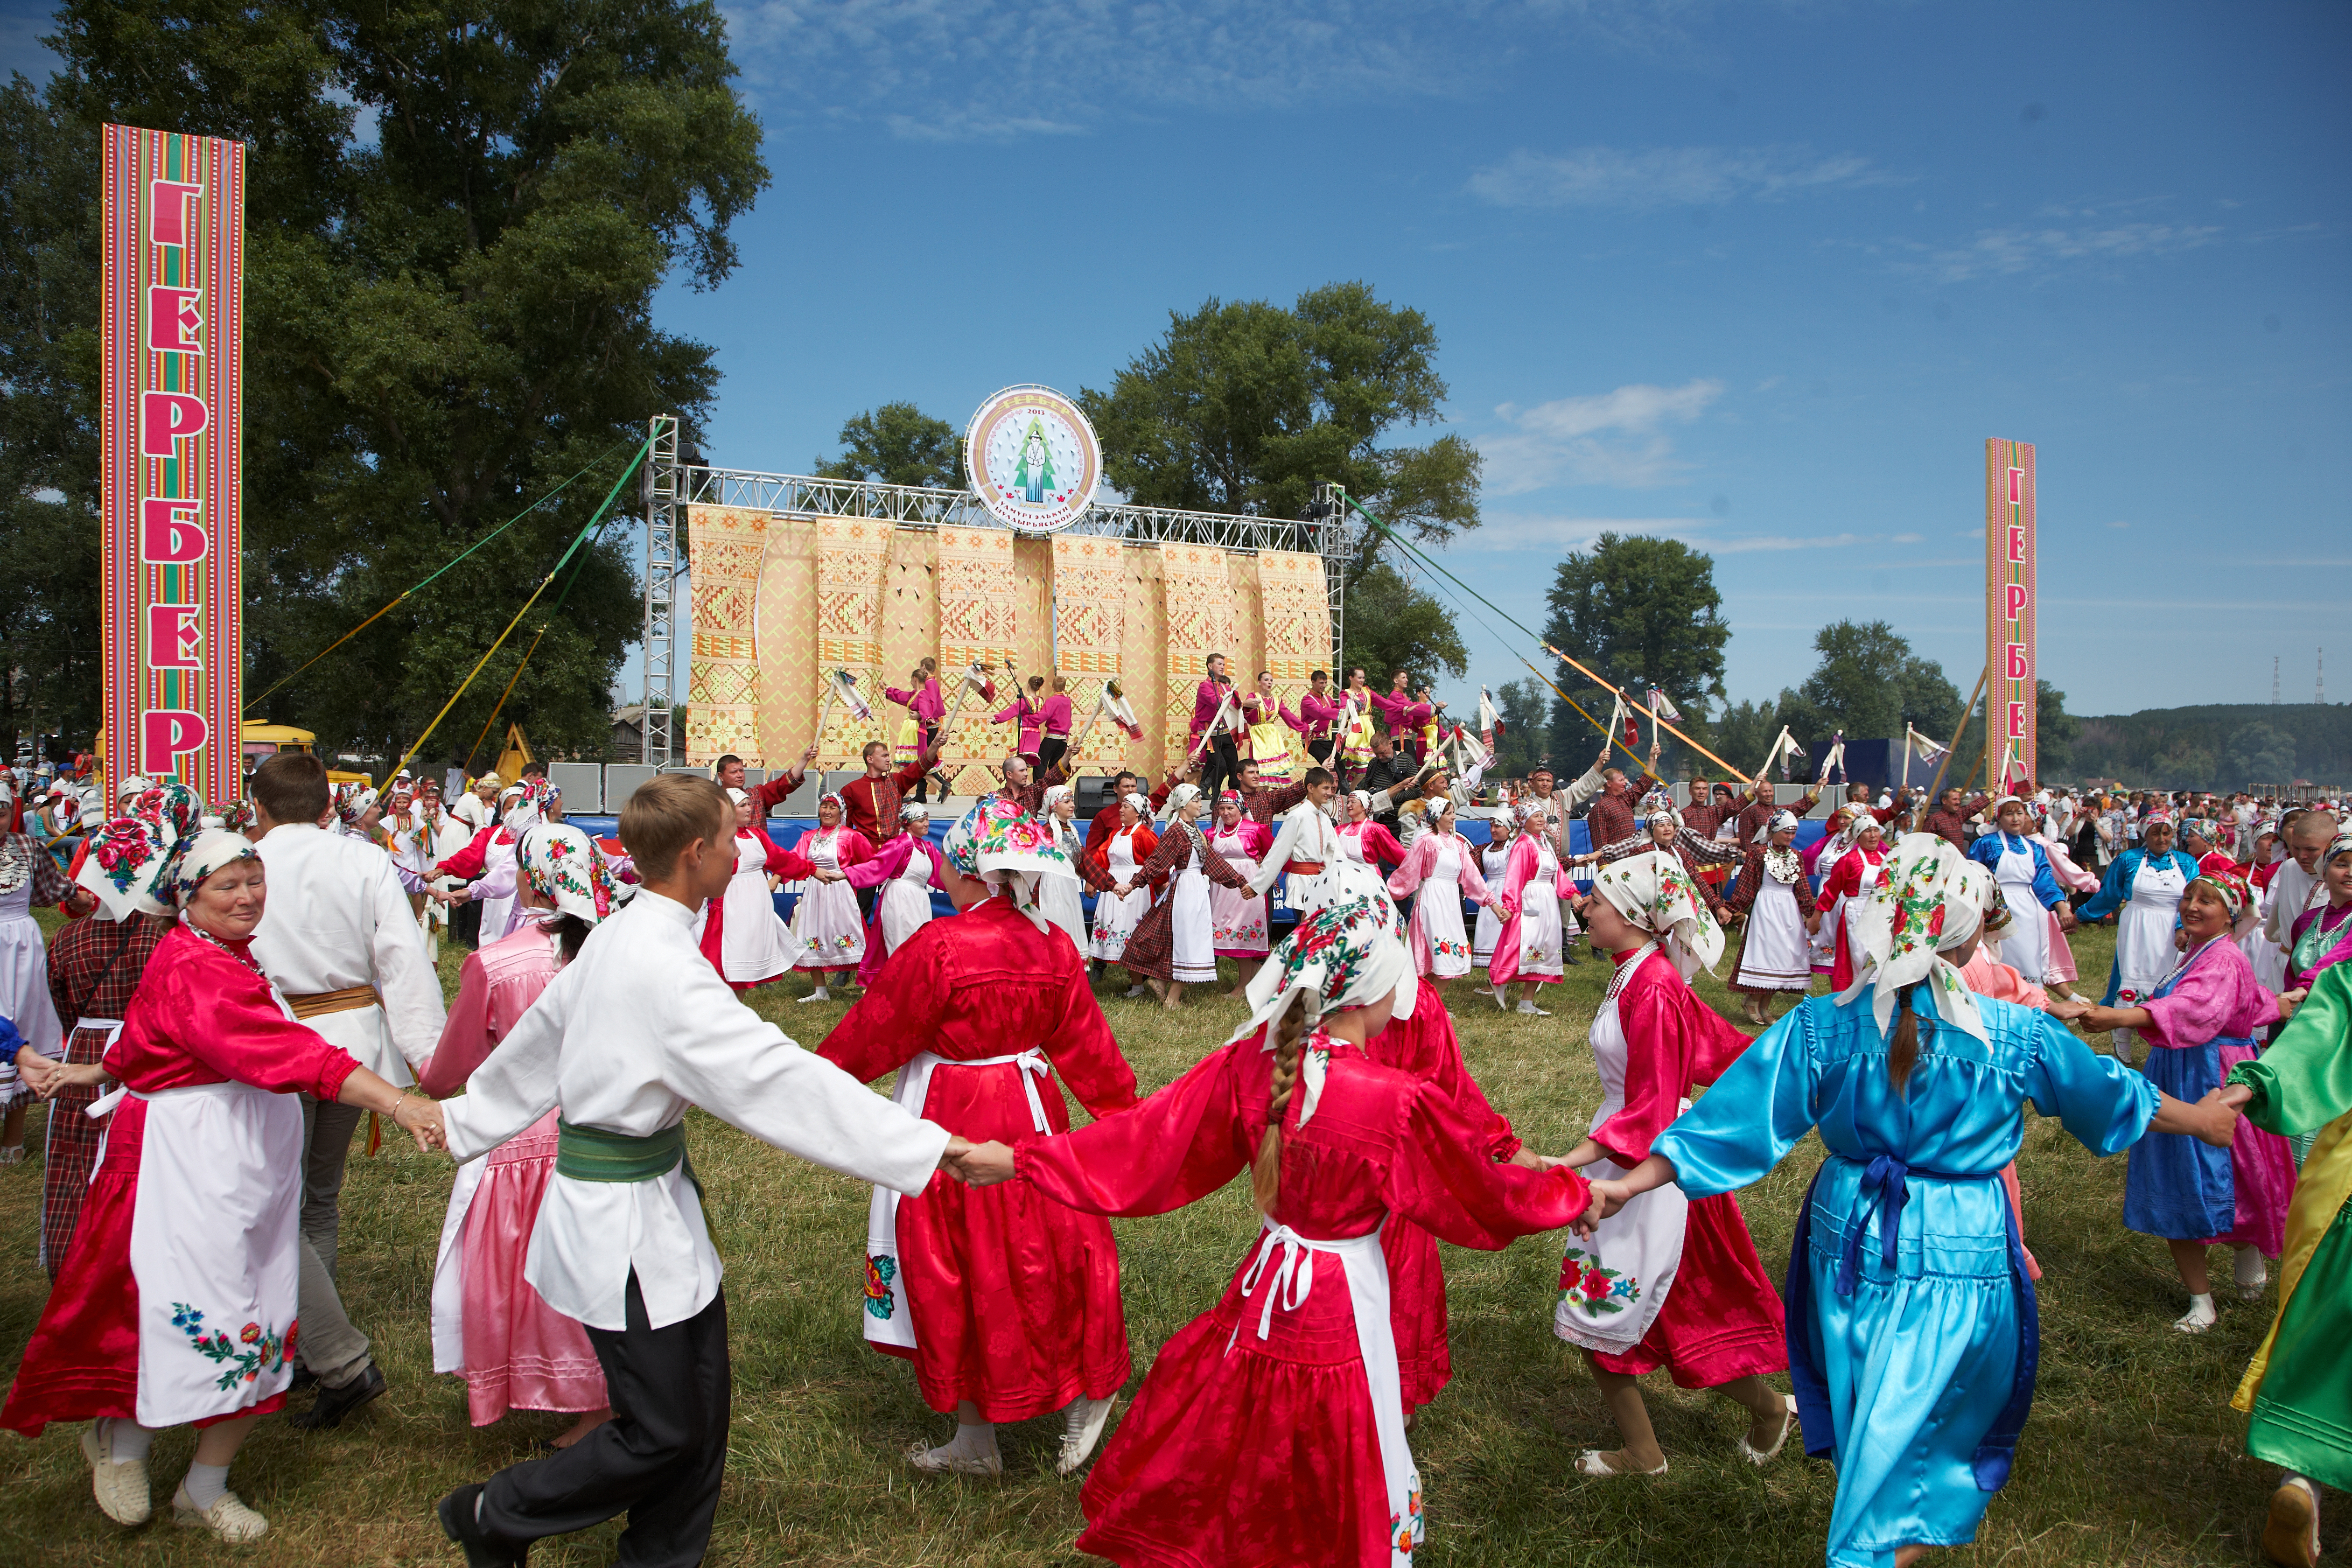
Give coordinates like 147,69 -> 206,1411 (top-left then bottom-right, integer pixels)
1646,687 -> 1682,723
831,669 -> 873,723
1906,725 -> 1948,764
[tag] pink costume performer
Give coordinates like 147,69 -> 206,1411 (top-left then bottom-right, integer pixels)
425,824 -> 622,1427
1489,806 -> 1568,992
1385,806 -> 1494,979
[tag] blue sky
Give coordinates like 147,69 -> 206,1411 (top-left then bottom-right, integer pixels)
12,1 -> 2348,725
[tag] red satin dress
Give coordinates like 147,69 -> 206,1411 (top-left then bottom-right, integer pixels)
819,894 -> 1138,1420
1016,1028 -> 1592,1567
1363,979 -> 1526,1412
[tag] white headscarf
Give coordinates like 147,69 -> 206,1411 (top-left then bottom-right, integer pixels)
160,828 -> 261,909
1225,892 -> 1417,1131
517,822 -> 620,923
1835,833 -> 1992,1050
1121,792 -> 1150,818
1588,847 -> 1725,978
1752,807 -> 1800,844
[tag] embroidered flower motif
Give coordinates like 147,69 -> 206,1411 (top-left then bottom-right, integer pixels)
1557,1251 -> 1639,1314
172,1300 -> 290,1391
864,1255 -> 898,1319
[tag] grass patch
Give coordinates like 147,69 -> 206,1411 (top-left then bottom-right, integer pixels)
0,914 -> 2292,1564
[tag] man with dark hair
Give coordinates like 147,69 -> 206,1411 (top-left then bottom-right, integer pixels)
247,751 -> 448,1430
1922,785 -> 1988,850
1229,757 -> 1312,827
1296,670 -> 1340,769
1355,733 -> 1420,832
1084,772 -> 1142,860
1188,654 -> 1243,802
715,743 -> 820,818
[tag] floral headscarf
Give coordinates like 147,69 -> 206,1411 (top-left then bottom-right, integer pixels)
76,816 -> 177,919
1639,787 -> 1680,829
1224,892 -> 1416,1130
1165,783 -> 1203,817
943,796 -> 1076,932
1836,833 -> 1990,1050
1590,847 -> 1725,978
2187,865 -> 2252,926
159,828 -> 261,909
519,822 -> 618,923
332,781 -> 378,830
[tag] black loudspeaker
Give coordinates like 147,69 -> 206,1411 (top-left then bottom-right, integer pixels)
1074,775 -> 1120,817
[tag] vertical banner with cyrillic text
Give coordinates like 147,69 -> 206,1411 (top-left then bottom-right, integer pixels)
102,124 -> 243,804
1984,438 -> 2035,789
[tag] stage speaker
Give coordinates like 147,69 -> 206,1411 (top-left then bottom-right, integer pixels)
1074,775 -> 1120,817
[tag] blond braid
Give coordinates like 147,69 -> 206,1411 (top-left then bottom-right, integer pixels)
1251,992 -> 1314,1214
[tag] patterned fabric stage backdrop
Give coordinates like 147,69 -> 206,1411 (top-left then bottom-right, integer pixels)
934,526 -> 1021,794
683,517 -> 1327,787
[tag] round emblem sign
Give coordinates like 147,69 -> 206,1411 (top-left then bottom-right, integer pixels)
965,384 -> 1101,532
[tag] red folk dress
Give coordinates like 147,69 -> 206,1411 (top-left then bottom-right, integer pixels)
1364,980 -> 1527,1412
819,894 -> 1138,1421
1555,946 -> 1785,1388
2,924 -> 356,1436
421,916 -> 608,1424
1016,1027 -> 1591,1568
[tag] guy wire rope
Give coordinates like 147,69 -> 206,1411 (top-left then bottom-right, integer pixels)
457,494 -> 631,775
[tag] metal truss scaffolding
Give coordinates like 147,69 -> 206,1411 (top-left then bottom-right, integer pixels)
639,422 -> 1356,766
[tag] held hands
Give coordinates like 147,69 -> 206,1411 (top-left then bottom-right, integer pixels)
2278,987 -> 2308,1022
941,1136 -> 1018,1186
2190,1085 -> 2249,1149
391,1095 -> 447,1154
1804,912 -> 1822,936
1573,1179 -> 1634,1237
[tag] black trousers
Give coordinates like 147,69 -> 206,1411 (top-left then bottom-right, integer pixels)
453,899 -> 482,948
480,1275 -> 730,1568
1201,734 -> 1241,800
1306,737 -> 1336,770
1038,736 -> 1069,773
908,722 -> 940,802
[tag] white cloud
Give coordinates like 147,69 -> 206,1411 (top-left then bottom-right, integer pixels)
1469,145 -> 1898,209
1479,377 -> 1724,493
1899,221 -> 2222,284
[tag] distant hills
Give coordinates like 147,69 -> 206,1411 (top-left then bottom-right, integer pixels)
2070,703 -> 2349,791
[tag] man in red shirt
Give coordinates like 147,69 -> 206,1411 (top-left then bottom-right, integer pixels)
716,745 -> 819,817
836,738 -> 943,844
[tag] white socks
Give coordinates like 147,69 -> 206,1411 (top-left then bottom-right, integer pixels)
2237,1246 -> 2269,1298
1122,985 -> 1147,998
2176,1292 -> 2218,1333
183,1461 -> 230,1510
100,1417 -> 155,1465
945,1421 -> 997,1460
799,986 -> 830,1004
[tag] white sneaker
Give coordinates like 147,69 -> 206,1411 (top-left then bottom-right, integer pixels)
173,1483 -> 268,1543
907,1436 -> 1002,1477
81,1424 -> 150,1526
797,989 -> 830,1004
1057,1396 -> 1117,1476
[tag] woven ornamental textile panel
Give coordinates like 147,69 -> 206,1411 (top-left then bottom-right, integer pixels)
685,505 -> 768,766
813,517 -> 891,767
753,515 -> 818,769
1160,543 -> 1238,777
1051,534 -> 1130,779
935,526 -> 1022,795
1257,550 -> 1333,779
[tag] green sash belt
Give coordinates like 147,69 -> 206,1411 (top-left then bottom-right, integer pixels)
555,1119 -> 701,1196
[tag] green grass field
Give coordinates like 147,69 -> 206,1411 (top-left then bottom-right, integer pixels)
0,913 -> 2302,1566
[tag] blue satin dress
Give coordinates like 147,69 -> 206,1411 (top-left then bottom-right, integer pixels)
1653,985 -> 2157,1568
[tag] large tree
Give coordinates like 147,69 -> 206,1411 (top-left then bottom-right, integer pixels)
1784,619 -> 1963,749
1541,534 -> 1730,766
1080,281 -> 1481,582
5,1 -> 768,768
1335,561 -> 1467,699
816,402 -> 965,489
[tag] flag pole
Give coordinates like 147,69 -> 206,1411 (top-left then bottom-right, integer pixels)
1925,666 -> 1987,805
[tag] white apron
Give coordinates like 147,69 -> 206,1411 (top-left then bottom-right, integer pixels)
0,873 -> 62,1060
1235,1220 -> 1422,1565
108,1080 -> 304,1427
878,843 -> 936,956
1167,829 -> 1219,984
861,1048 -> 1054,1351
1090,829 -> 1150,961
1208,826 -> 1269,957
1555,946 -> 1689,1355
2113,855 -> 2188,1054
720,831 -> 796,983
1040,822 -> 1088,953
1415,838 -> 1474,978
2244,879 -> 2288,992
1734,874 -> 1812,991
1472,843 -> 1509,965
1992,836 -> 2052,983
478,832 -> 520,945
789,830 -> 866,971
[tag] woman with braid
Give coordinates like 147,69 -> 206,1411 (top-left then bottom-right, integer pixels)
961,896 -> 1591,1566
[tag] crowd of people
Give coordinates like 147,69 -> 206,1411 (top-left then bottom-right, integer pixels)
0,677 -> 2347,1568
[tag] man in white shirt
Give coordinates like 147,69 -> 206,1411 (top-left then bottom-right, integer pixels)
249,752 -> 449,1429
435,773 -> 997,1568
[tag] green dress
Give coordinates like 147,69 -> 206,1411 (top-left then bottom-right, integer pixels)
2229,962 -> 2352,1489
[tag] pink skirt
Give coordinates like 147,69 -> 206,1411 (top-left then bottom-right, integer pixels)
2211,1041 -> 2297,1258
459,1113 -> 607,1423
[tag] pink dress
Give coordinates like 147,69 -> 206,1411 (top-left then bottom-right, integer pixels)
422,918 -> 607,1424
1208,818 -> 1273,959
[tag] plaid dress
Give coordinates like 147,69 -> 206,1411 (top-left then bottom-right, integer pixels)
1110,823 -> 1247,982
39,914 -> 169,1278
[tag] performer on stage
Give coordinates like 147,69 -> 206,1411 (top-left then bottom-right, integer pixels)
1556,850 -> 1791,1477
422,823 -> 620,1446
1,830 -> 446,1543
1292,669 -> 1341,769
821,797 -> 1135,1477
885,659 -> 948,802
1722,808 -> 1821,1026
1386,796 -> 1493,983
969,896 -> 1593,1567
1583,833 -> 2238,1568
787,794 -> 873,1003
1206,791 -> 1273,995
1239,670 -> 1299,786
2077,811 -> 2201,1063
2054,870 -> 2302,1328
1489,801 -> 1569,1015
1189,654 -> 1244,801
846,802 -> 949,985
431,775 -> 980,1568
1111,785 -> 1250,1010
694,788 -> 812,991
1967,796 -> 2078,987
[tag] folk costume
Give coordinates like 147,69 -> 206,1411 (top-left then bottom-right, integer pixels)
1239,690 -> 1298,785
1038,789 -> 1090,952
1014,898 -> 1594,1566
1471,837 -> 1511,969
1650,836 -> 2160,1568
0,825 -> 78,1118
2078,835 -> 2202,1052
1725,811 -> 1819,999
436,884 -> 956,1567
1819,839 -> 1892,991
1207,804 -> 1274,961
1385,809 -> 1493,979
821,799 -> 1135,1471
694,793 -> 814,990
1489,808 -> 1569,992
423,825 -> 620,1429
1965,806 -> 2070,984
1563,854 -> 1786,1397
1087,803 -> 1160,964
2121,915 -> 2297,1263
846,808 -> 949,984
786,811 -> 873,978
1115,789 -> 1250,986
